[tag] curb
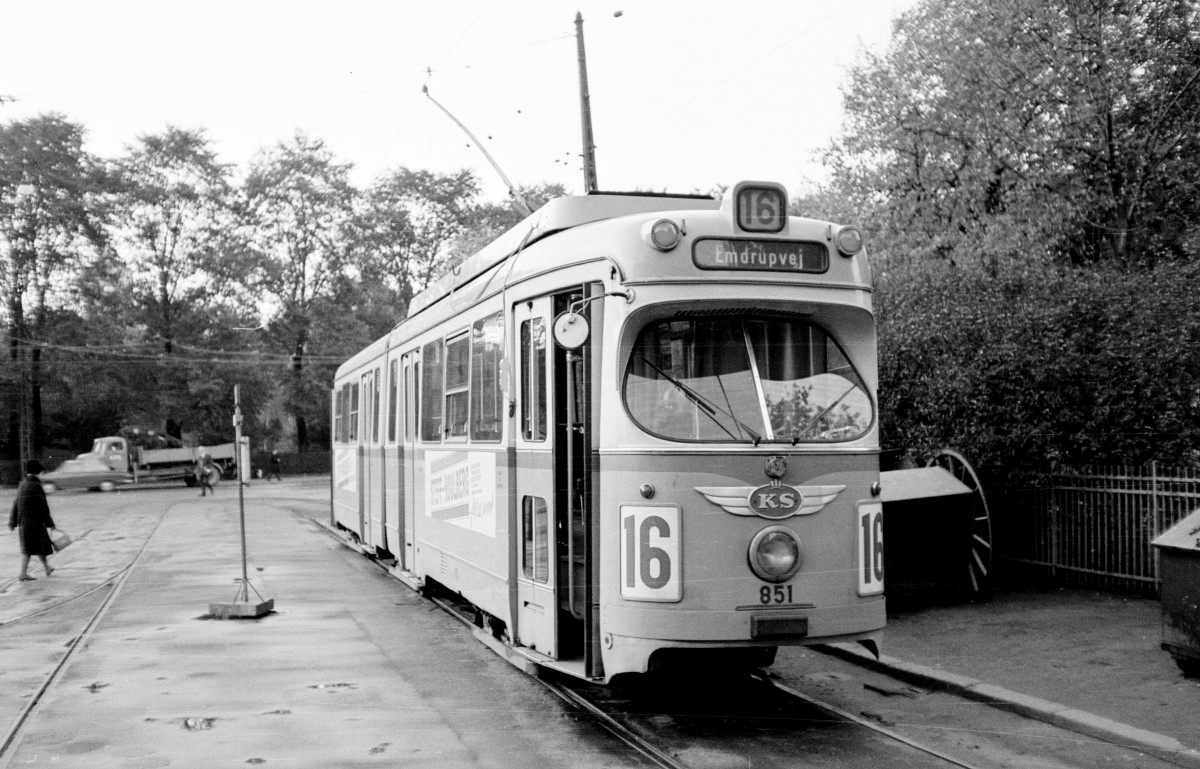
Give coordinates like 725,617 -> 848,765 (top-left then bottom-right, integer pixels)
816,642 -> 1200,769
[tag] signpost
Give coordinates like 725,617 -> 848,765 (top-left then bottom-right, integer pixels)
209,385 -> 274,619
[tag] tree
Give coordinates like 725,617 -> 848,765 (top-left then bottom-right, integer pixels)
0,114 -> 107,462
354,168 -> 480,316
828,0 -> 1200,267
445,182 -> 568,265
110,127 -> 237,355
243,132 -> 357,449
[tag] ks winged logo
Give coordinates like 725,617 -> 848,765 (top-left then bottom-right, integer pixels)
695,455 -> 845,520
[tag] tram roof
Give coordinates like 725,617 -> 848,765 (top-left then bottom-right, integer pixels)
405,191 -> 720,320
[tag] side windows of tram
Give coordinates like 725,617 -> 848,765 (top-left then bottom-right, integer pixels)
421,340 -> 444,442
333,387 -> 344,443
445,334 -> 470,439
387,359 -> 398,444
370,367 -> 381,443
419,311 -> 505,444
521,496 -> 549,583
333,381 -> 358,444
519,317 -> 547,442
470,313 -> 504,442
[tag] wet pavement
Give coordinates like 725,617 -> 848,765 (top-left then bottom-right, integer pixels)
3,476 -> 1199,767
812,578 -> 1200,766
0,478 -> 637,768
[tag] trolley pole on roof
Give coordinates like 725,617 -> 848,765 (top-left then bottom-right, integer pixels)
575,12 -> 599,193
422,85 -> 533,217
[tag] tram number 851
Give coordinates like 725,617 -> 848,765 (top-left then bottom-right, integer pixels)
857,502 -> 884,596
620,506 -> 682,602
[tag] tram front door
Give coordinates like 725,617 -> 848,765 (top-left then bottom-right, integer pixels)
514,298 -> 558,657
513,291 -> 595,671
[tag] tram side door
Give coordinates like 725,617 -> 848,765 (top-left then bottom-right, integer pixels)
359,369 -> 374,550
513,299 -> 558,658
401,351 -> 419,572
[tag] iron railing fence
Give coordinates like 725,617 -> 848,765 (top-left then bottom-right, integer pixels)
992,464 -> 1200,596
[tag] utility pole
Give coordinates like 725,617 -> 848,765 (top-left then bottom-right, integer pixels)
575,12 -> 599,193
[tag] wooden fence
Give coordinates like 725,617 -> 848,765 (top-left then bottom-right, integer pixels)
992,464 -> 1200,595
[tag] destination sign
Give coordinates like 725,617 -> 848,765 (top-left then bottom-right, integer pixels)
692,238 -> 828,274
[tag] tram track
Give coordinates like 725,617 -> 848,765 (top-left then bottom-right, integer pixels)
0,500 -> 176,766
326,520 -> 989,769
537,669 -> 991,769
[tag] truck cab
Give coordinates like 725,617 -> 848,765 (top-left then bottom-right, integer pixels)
90,437 -> 132,472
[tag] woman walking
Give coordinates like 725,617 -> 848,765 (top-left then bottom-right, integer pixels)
8,459 -> 56,581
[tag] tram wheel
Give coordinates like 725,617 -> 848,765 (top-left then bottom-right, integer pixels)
925,449 -> 993,594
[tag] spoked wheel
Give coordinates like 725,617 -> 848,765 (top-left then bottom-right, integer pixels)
925,449 -> 993,594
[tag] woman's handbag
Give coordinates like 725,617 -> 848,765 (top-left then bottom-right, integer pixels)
49,528 -> 72,552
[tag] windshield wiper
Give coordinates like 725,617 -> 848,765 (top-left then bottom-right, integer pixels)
793,383 -> 857,443
639,356 -> 762,444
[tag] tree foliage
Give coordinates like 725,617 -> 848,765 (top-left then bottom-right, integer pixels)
354,167 -> 480,314
831,0 -> 1200,267
110,126 -> 238,354
877,257 -> 1200,483
0,115 -> 519,461
242,132 -> 359,448
817,0 -> 1200,485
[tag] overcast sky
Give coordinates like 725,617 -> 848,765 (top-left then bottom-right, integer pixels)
2,0 -> 911,201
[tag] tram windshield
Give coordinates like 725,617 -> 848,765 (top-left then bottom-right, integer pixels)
624,317 -> 873,443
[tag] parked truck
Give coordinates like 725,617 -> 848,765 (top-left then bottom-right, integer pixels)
41,429 -> 237,493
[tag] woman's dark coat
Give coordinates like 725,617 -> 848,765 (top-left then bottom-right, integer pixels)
9,474 -> 55,556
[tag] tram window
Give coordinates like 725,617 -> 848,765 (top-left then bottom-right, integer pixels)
334,388 -> 344,443
624,317 -> 874,443
349,382 -> 360,442
410,362 -> 419,442
520,318 -> 547,441
337,383 -> 351,443
470,312 -> 503,442
421,340 -> 443,442
445,333 -> 470,439
522,496 -> 549,583
387,360 -> 398,444
371,367 -> 381,443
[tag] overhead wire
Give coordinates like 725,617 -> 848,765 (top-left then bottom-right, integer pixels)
14,337 -> 347,366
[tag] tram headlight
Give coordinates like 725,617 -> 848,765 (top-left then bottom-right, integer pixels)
647,218 -> 683,251
835,225 -> 864,257
748,525 -> 803,583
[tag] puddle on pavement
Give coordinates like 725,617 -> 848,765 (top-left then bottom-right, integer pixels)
181,717 -> 216,731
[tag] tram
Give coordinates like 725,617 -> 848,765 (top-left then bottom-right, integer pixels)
331,181 -> 885,682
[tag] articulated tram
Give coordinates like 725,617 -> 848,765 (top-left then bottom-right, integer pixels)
331,181 -> 885,682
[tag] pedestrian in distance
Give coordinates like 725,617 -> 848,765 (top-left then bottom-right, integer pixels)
269,450 -> 283,482
196,453 -> 216,497
8,459 -> 56,581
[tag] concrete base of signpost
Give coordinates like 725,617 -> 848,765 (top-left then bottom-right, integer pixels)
209,598 -> 275,619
